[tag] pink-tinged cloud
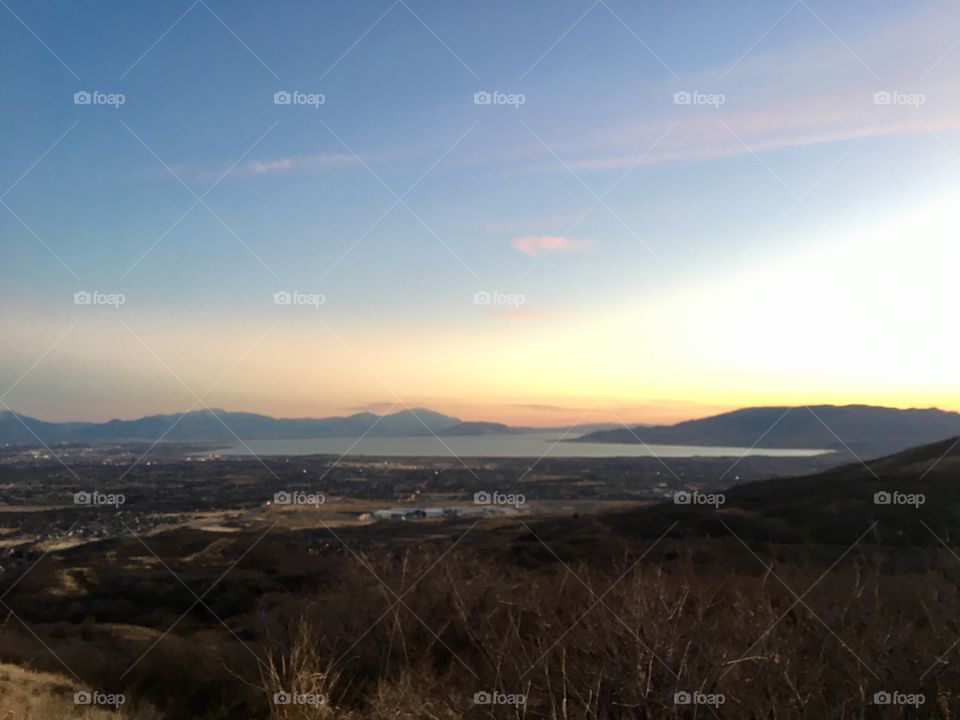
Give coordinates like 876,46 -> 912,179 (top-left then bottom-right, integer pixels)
511,235 -> 590,257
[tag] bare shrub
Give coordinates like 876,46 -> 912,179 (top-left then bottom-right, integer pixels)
261,546 -> 959,718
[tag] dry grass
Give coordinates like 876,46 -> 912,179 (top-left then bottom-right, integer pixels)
3,519 -> 956,718
260,546 -> 959,719
0,663 -> 162,720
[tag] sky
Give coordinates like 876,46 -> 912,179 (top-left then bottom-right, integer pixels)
1,0 -> 959,426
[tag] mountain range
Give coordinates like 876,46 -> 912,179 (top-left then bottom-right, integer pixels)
2,404 -> 959,457
0,408 -> 618,445
576,404 -> 960,458
0,408 -> 465,444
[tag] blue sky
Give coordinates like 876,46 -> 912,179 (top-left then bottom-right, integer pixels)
1,0 -> 959,424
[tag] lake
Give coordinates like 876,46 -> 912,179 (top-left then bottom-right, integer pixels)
221,433 -> 831,458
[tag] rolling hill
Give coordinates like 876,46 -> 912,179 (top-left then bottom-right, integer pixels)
506,433 -> 960,567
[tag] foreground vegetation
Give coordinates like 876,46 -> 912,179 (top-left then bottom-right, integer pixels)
259,543 -> 957,719
1,438 -> 958,718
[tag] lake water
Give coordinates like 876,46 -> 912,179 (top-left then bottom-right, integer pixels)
221,433 -> 830,459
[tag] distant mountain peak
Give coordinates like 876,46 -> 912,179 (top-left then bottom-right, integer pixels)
576,404 -> 960,459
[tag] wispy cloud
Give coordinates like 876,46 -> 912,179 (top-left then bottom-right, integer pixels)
565,118 -> 960,171
234,153 -> 360,177
511,234 -> 590,256
525,1 -> 960,172
178,152 -> 362,183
